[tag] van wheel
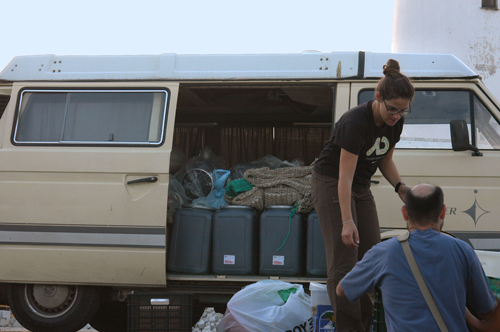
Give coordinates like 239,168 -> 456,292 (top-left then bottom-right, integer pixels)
8,283 -> 100,332
90,301 -> 127,332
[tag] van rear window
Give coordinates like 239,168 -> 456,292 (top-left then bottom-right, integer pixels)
13,90 -> 168,146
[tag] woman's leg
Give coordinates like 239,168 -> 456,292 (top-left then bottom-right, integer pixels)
311,171 -> 364,332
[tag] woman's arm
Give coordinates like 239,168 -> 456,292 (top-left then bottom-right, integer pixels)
339,148 -> 359,249
467,308 -> 485,332
378,147 -> 409,202
466,302 -> 499,332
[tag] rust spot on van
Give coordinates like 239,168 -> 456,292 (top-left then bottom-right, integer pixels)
336,61 -> 342,78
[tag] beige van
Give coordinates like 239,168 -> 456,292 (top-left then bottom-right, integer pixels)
0,52 -> 498,331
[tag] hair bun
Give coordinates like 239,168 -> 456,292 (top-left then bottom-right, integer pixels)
383,59 -> 401,76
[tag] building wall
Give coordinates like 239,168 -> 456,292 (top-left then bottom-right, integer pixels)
393,0 -> 500,98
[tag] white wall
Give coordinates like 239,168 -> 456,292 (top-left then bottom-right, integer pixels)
393,0 -> 500,98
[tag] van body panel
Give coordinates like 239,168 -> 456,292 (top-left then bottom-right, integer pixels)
333,83 -> 351,120
0,246 -> 166,286
0,82 -> 179,286
372,150 -> 500,233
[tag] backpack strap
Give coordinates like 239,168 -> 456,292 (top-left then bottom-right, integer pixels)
398,231 -> 449,332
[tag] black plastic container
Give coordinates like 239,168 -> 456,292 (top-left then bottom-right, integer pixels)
259,205 -> 304,276
306,211 -> 327,277
212,205 -> 258,275
168,205 -> 215,274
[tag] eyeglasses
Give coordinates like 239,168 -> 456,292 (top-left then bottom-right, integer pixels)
383,100 -> 411,116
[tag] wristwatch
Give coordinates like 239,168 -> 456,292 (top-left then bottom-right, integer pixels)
395,182 -> 405,193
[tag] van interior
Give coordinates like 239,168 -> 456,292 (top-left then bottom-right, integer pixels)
173,84 -> 334,169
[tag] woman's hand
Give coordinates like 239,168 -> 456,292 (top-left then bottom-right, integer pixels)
342,221 -> 359,249
397,184 -> 410,202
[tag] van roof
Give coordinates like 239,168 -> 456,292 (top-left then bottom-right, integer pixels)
0,51 -> 477,82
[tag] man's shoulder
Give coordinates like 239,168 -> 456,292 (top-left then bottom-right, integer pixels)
411,230 -> 477,258
372,231 -> 471,252
369,236 -> 403,254
435,232 -> 474,250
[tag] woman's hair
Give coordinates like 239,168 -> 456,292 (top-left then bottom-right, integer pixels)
376,59 -> 415,101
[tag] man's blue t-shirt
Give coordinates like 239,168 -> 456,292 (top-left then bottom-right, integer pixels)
341,229 -> 495,331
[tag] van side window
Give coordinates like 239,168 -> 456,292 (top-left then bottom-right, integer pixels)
475,96 -> 500,149
0,95 -> 9,120
13,90 -> 168,145
359,89 -> 500,150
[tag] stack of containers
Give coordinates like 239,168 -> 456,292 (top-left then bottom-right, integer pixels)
259,205 -> 304,276
212,205 -> 258,275
168,204 -> 328,278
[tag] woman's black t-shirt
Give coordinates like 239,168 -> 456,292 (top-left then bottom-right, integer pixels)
313,100 -> 404,188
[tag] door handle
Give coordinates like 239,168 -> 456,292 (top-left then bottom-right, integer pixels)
370,180 -> 380,184
127,176 -> 158,185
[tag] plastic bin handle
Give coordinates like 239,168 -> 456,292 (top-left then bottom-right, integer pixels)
150,299 -> 170,305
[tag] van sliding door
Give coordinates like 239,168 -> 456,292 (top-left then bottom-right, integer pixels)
0,83 -> 179,286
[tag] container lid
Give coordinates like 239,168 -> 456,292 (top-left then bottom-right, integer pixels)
181,204 -> 216,211
220,205 -> 254,210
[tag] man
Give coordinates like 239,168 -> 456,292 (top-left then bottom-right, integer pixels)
336,183 -> 496,331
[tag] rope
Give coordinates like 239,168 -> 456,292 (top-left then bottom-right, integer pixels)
276,203 -> 299,251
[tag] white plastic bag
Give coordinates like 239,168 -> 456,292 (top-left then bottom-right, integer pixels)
216,280 -> 313,332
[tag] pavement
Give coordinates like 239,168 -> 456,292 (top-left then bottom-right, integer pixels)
0,324 -> 96,332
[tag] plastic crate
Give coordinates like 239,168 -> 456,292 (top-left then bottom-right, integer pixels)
128,292 -> 192,332
373,288 -> 386,332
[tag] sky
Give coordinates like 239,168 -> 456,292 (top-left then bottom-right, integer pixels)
0,0 -> 395,71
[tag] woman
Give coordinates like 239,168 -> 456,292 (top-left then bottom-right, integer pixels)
311,59 -> 414,332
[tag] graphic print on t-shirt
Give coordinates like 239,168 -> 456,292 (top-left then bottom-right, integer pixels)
366,136 -> 389,160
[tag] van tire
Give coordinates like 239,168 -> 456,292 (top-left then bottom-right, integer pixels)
89,301 -> 127,332
8,283 -> 100,332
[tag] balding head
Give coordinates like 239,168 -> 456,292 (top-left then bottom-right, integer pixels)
404,184 -> 444,227
410,183 -> 436,197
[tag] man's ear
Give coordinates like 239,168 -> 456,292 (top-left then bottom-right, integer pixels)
440,204 -> 446,220
402,205 -> 409,221
375,91 -> 382,101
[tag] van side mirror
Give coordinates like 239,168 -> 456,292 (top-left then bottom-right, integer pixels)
449,119 -> 482,156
